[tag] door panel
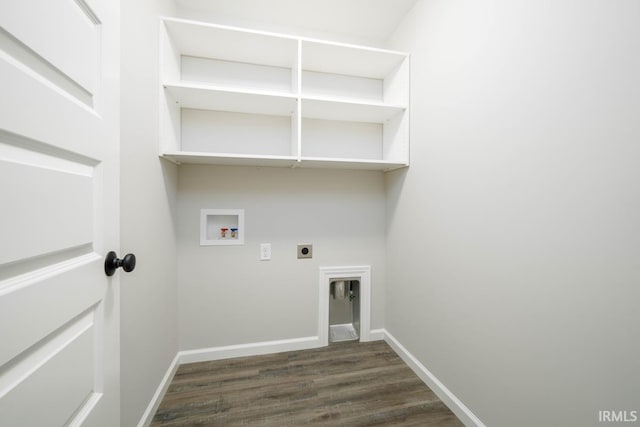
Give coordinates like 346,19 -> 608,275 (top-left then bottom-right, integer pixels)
0,312 -> 95,426
0,0 -> 119,425
0,258 -> 102,366
0,0 -> 99,96
0,154 -> 94,265
0,44 -> 100,150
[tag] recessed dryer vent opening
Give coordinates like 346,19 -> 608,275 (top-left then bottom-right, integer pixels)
329,279 -> 360,343
319,266 -> 371,347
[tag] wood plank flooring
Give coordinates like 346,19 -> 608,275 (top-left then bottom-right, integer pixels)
151,340 -> 464,426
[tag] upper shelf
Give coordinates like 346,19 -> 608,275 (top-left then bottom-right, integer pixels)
164,82 -> 297,116
162,17 -> 298,69
301,96 -> 405,123
162,17 -> 408,80
165,82 -> 404,123
301,40 -> 407,79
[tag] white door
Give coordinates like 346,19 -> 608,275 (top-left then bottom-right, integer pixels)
0,0 -> 121,425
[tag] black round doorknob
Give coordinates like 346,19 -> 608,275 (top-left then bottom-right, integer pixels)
104,251 -> 136,276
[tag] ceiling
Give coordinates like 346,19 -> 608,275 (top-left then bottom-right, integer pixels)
175,0 -> 418,44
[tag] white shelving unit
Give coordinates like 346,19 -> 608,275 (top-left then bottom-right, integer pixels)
159,17 -> 410,171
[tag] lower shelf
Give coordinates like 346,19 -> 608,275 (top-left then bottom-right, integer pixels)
299,156 -> 408,171
161,151 -> 298,168
161,151 -> 408,171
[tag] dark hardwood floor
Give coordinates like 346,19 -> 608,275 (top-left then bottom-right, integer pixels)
151,340 -> 464,426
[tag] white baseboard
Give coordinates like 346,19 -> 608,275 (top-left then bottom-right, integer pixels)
368,328 -> 385,341
139,330 -> 483,427
177,335 -> 321,365
382,330 -> 486,427
137,353 -> 180,427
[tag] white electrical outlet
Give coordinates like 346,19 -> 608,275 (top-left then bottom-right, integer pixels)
260,243 -> 271,261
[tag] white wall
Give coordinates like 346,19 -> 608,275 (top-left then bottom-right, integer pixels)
177,166 -> 386,350
120,1 -> 179,426
385,1 -> 640,426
